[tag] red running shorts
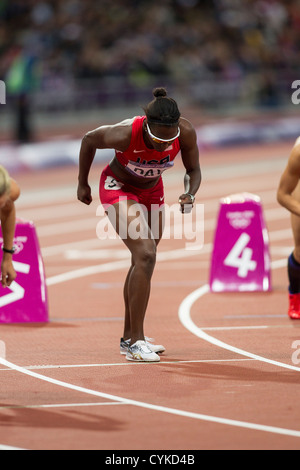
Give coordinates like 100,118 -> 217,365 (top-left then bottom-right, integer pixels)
99,165 -> 165,212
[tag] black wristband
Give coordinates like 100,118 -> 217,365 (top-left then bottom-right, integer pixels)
2,246 -> 16,254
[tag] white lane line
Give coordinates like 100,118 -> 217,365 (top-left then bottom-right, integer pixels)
15,157 -> 285,210
33,202 -> 288,239
1,355 -> 300,438
15,181 -> 101,208
37,217 -> 98,237
0,444 -> 25,450
17,185 -> 281,223
7,165 -> 296,438
41,222 -> 292,291
0,255 -> 299,437
45,250 -> 287,288
0,358 -> 255,372
178,285 -> 300,373
0,402 -> 126,410
203,324 -> 292,330
39,225 -> 292,260
46,259 -> 132,286
20,179 -> 289,246
18,203 -> 93,222
201,326 -> 269,331
45,244 -> 211,286
271,259 -> 288,269
41,238 -> 111,258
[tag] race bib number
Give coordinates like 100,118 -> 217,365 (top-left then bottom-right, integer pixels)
104,176 -> 124,190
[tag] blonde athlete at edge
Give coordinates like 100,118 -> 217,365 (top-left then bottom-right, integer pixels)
277,137 -> 300,319
0,166 -> 20,288
77,88 -> 201,362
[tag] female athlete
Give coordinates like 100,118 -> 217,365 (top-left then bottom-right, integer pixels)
277,136 -> 300,319
0,166 -> 20,288
77,87 -> 201,361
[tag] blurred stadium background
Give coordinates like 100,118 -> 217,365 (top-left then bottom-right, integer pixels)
0,0 -> 299,170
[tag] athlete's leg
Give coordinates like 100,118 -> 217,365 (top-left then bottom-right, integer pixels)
290,182 -> 300,290
122,205 -> 165,340
122,263 -> 134,340
107,199 -> 159,344
121,204 -> 165,341
288,182 -> 300,318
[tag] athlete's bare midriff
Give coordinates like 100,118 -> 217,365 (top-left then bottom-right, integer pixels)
109,156 -> 161,189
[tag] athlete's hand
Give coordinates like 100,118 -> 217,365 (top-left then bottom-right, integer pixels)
178,193 -> 194,213
77,183 -> 92,205
1,257 -> 17,288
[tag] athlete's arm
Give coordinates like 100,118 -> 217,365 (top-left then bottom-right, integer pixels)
1,179 -> 20,287
277,139 -> 300,216
178,119 -> 201,211
77,120 -> 133,205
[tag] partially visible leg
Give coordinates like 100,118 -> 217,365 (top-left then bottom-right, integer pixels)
107,199 -> 157,345
122,205 -> 165,341
288,249 -> 300,293
288,182 -> 300,318
126,242 -> 156,343
122,263 -> 134,341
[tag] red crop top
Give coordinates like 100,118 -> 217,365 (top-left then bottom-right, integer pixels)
115,116 -> 181,179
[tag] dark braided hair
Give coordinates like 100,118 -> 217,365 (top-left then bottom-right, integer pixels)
143,87 -> 181,126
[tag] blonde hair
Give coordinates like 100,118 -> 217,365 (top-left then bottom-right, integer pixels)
0,166 -> 11,197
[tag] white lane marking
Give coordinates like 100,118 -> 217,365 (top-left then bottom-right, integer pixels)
37,218 -> 98,237
41,238 -> 112,257
0,245 -> 298,437
0,358 -> 255,372
178,285 -> 300,373
15,159 -> 285,210
0,445 -> 25,450
0,261 -> 298,439
270,259 -> 288,269
16,185 -> 279,223
201,326 -> 269,331
18,202 -> 91,222
1,356 -> 300,438
40,224 -> 292,297
0,402 -> 126,410
46,259 -> 133,286
33,202 -> 288,239
39,225 -> 292,260
45,245 -> 211,286
45,246 -> 288,287
65,249 -> 129,260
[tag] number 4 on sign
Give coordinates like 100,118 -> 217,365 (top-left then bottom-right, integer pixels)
224,233 -> 257,278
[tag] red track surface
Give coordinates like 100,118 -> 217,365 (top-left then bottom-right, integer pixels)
0,139 -> 300,450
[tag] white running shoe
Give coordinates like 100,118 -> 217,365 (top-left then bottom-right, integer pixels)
126,340 -> 160,362
120,337 -> 165,355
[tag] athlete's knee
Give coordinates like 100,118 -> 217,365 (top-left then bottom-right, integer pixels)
135,242 -> 157,273
140,245 -> 157,267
